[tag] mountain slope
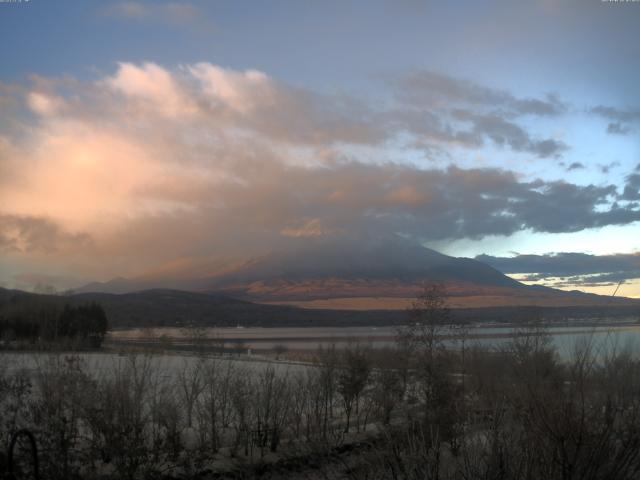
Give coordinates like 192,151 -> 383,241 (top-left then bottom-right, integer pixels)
77,236 -> 520,292
74,236 -> 637,309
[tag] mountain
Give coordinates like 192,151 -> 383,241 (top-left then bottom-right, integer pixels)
74,236 -> 639,309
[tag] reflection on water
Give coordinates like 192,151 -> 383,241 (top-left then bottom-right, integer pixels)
470,325 -> 640,359
108,323 -> 640,358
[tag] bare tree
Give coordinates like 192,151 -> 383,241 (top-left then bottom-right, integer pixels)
178,358 -> 204,428
229,369 -> 253,456
198,359 -> 236,453
316,345 -> 340,443
399,283 -> 450,361
289,371 -> 310,439
338,343 -> 371,433
372,366 -> 405,426
398,283 -> 456,435
254,366 -> 292,453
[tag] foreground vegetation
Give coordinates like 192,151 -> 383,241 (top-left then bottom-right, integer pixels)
1,286 -> 640,479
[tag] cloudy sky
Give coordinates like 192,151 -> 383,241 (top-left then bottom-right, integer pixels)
1,0 -> 639,296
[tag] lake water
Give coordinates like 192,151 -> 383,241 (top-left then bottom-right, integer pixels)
0,350 -> 309,377
2,324 -> 639,374
108,322 -> 640,359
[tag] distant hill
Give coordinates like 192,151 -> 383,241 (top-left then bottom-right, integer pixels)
72,289 -> 333,327
75,236 -> 639,310
0,287 -> 402,328
1,287 -> 638,329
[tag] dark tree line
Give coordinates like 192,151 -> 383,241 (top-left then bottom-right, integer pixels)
0,301 -> 108,348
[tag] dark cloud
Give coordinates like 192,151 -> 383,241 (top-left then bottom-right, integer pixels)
397,71 -> 566,116
477,251 -> 640,276
477,251 -> 640,287
456,112 -> 567,158
186,67 -> 564,151
599,161 -> 620,174
607,122 -> 632,135
578,271 -> 640,285
386,109 -> 483,150
240,87 -> 386,146
0,214 -> 92,254
590,105 -> 640,123
590,105 -> 640,135
166,162 -> 638,243
75,161 -> 640,275
391,71 -> 568,157
621,173 -> 640,201
566,162 -> 585,171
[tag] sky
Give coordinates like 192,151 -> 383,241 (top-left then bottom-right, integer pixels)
0,0 -> 639,296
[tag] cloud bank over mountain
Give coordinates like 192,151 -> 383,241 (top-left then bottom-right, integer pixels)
478,252 -> 640,288
1,62 -> 639,290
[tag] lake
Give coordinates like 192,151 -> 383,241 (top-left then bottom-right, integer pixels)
108,322 -> 640,359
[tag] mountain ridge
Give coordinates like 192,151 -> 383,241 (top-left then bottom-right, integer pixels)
73,237 -> 638,309
2,286 -> 638,329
